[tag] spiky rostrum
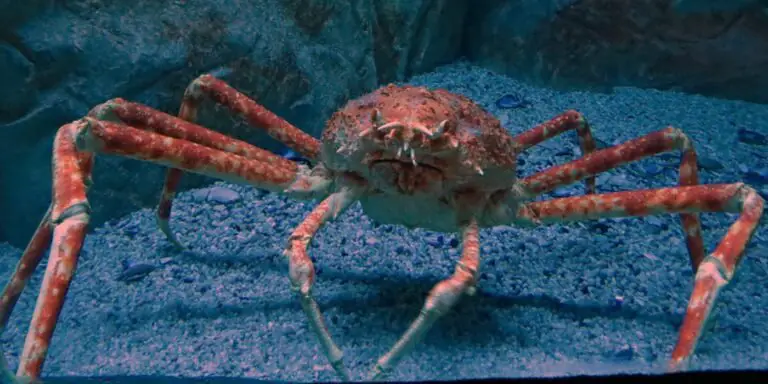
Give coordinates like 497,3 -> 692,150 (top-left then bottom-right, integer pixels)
0,72 -> 764,383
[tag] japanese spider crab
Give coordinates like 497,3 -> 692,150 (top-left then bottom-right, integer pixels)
0,73 -> 764,382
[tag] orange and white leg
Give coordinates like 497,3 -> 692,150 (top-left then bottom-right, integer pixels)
2,117 -> 331,382
0,207 -> 52,334
0,148 -> 93,382
89,77 -> 323,247
512,183 -> 764,371
512,110 -> 599,194
515,127 -> 707,270
369,218 -> 481,380
283,186 -> 362,381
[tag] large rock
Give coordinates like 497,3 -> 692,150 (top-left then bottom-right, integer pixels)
464,0 -> 768,103
0,0 -> 466,247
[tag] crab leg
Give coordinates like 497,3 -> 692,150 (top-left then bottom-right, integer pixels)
12,122 -> 93,380
514,183 -> 764,371
517,126 -> 707,271
89,98 -> 313,247
0,152 -> 92,336
512,110 -> 599,194
0,208 -> 52,334
283,186 -> 362,381
141,74 -> 323,247
183,74 -> 321,160
7,117 -> 328,381
370,218 -> 480,380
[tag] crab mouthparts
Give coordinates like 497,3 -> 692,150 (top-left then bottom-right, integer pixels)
368,157 -> 442,173
367,157 -> 445,195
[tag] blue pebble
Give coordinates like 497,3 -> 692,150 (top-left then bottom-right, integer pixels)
117,262 -> 157,282
743,168 -> 768,185
614,345 -> 635,361
640,161 -> 665,177
191,189 -> 210,202
207,186 -> 241,204
495,93 -> 531,109
737,129 -> 768,146
425,235 -> 443,247
697,155 -> 724,171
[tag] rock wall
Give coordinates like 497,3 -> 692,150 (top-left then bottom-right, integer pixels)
1,0 -> 766,248
464,0 -> 768,103
0,0 -> 466,247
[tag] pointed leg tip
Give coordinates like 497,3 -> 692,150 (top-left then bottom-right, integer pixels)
0,355 -> 29,384
368,364 -> 388,382
667,357 -> 689,374
328,359 -> 351,382
335,369 -> 351,382
156,218 -> 185,250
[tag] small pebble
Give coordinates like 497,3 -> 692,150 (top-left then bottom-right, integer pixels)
191,189 -> 210,202
117,262 -> 157,282
613,345 -> 635,361
207,187 -> 241,204
495,93 -> 531,109
551,188 -> 574,198
697,155 -> 724,171
642,252 -> 659,261
743,168 -> 768,185
737,128 -> 768,146
637,161 -> 666,177
425,235 -> 443,247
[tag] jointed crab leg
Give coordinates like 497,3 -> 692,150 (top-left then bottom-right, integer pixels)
145,75 -> 323,246
0,208 -> 52,333
370,218 -> 480,380
517,127 -> 707,271
514,183 -> 764,370
512,110 -> 599,194
89,98 -> 311,247
182,74 -> 321,160
6,117 -> 328,381
283,186 -> 362,381
12,122 -> 93,379
0,151 -> 93,335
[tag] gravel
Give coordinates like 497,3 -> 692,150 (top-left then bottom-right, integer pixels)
1,61 -> 767,382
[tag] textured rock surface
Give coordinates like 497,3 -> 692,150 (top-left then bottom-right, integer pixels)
464,0 -> 768,103
0,0 -> 465,247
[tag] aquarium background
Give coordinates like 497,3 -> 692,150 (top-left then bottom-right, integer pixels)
1,0 -> 767,382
